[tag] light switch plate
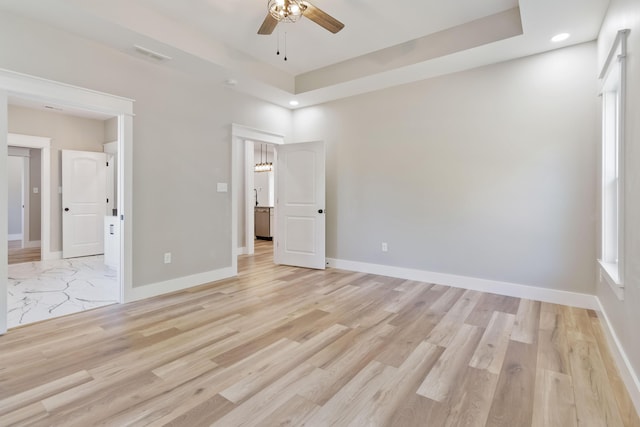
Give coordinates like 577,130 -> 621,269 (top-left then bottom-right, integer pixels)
33,187 -> 39,194
217,183 -> 228,193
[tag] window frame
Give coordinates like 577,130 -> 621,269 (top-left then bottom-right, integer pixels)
598,29 -> 629,300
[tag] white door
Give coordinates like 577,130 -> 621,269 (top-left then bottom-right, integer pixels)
275,141 -> 325,269
62,150 -> 107,258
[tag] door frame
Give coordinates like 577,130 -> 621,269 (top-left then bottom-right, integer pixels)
21,155 -> 29,249
231,124 -> 284,274
6,153 -> 26,243
0,68 -> 134,334
8,133 -> 52,258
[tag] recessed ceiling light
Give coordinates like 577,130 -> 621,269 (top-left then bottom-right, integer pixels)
551,33 -> 570,43
289,100 -> 299,106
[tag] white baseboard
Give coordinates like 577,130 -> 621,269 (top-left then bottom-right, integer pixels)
43,251 -> 62,261
8,234 -> 22,241
125,266 -> 235,303
24,240 -> 41,248
326,258 -> 598,310
236,247 -> 247,256
596,298 -> 640,415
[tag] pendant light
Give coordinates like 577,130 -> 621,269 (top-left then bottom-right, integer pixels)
255,144 -> 273,172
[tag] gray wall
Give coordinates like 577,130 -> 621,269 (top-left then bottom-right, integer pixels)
7,156 -> 22,236
596,0 -> 640,389
0,12 -> 291,287
8,105 -> 106,253
293,42 -> 599,295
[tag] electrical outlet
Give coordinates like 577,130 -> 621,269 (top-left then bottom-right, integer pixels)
164,252 -> 172,264
381,242 -> 388,252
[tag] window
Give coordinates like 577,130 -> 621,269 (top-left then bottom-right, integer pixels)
599,29 -> 628,300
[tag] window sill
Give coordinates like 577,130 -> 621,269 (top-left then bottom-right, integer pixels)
598,260 -> 624,300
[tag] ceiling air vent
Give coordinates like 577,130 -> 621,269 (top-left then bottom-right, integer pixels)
133,45 -> 172,62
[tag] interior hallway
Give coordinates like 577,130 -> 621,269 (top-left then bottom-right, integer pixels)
8,240 -> 41,264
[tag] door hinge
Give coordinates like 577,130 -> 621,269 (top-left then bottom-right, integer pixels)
106,198 -> 109,203
120,214 -> 124,221
106,161 -> 109,167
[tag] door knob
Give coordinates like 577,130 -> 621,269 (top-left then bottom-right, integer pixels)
64,207 -> 69,212
318,209 -> 324,214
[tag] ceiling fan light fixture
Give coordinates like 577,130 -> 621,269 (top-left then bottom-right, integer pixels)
258,0 -> 344,35
268,0 -> 306,23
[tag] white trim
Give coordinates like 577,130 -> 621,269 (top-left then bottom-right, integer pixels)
236,246 -> 247,256
231,124 -> 285,145
7,234 -> 22,241
7,146 -> 30,156
599,29 -> 630,80
598,260 -> 624,300
126,267 -> 235,302
1,91 -> 7,335
119,115 -> 133,304
326,258 -> 598,310
596,298 -> 640,415
245,140 -> 255,256
0,68 -> 134,116
599,29 -> 628,301
47,251 -> 62,260
6,133 -> 50,147
103,141 -> 117,154
8,133 -> 52,260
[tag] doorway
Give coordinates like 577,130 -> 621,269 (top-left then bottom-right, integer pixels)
7,133 -> 51,264
6,110 -> 120,328
0,68 -> 134,335
231,124 -> 327,273
7,154 -> 25,245
253,142 -> 275,245
7,147 -> 39,264
230,124 -> 284,275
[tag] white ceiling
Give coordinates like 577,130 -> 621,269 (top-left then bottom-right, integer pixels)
0,0 -> 610,109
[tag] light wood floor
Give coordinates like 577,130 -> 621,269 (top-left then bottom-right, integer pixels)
8,240 -> 41,264
1,240 -> 638,426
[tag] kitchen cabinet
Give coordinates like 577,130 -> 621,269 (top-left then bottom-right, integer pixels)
255,207 -> 272,240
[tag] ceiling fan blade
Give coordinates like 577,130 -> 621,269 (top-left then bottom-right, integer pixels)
301,2 -> 344,34
258,13 -> 278,35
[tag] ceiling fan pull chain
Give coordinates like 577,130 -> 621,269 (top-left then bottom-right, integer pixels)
276,27 -> 280,56
284,31 -> 288,61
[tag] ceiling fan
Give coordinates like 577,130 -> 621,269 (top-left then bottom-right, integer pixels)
258,0 -> 344,35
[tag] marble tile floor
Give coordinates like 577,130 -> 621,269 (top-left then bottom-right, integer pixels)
7,255 -> 119,329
